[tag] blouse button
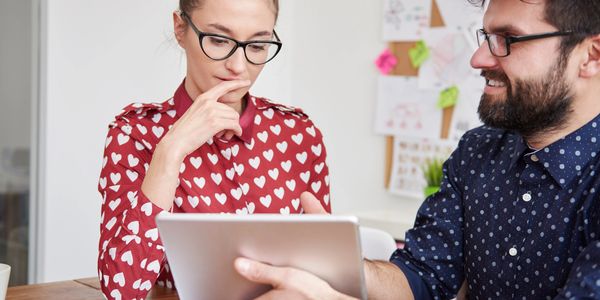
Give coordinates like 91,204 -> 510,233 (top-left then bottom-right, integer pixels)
531,155 -> 539,162
522,193 -> 532,202
509,247 -> 518,256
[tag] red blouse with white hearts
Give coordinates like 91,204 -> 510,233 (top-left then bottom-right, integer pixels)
97,83 -> 331,300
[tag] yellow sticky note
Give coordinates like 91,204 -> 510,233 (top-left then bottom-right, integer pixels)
408,40 -> 430,69
437,86 -> 459,109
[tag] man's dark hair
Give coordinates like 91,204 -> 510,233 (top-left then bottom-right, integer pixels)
469,0 -> 600,58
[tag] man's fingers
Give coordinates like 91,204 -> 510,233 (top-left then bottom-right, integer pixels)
254,290 -> 306,300
300,192 -> 328,214
235,257 -> 284,287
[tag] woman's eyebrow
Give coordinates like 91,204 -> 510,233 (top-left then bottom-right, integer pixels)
207,23 -> 272,38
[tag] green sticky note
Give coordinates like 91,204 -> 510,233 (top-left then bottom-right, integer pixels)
437,86 -> 459,109
408,40 -> 430,69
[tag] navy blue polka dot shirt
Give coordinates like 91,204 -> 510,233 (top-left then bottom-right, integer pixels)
391,115 -> 600,300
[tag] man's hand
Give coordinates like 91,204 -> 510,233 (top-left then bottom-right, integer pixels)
234,257 -> 356,300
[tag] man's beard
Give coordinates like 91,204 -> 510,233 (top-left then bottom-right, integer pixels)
477,59 -> 573,139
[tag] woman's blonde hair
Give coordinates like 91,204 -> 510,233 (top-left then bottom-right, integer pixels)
179,0 -> 279,22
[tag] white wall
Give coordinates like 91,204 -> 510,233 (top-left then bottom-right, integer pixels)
40,0 -> 422,282
288,0 -> 423,216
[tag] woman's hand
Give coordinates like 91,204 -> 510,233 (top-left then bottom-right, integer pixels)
141,80 -> 249,210
161,79 -> 250,159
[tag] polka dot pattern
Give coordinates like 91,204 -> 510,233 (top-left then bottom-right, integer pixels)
391,120 -> 600,299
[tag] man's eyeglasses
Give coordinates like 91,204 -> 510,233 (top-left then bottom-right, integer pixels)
476,29 -> 574,57
181,12 -> 282,65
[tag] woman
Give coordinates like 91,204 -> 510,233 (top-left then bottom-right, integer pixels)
97,0 -> 331,298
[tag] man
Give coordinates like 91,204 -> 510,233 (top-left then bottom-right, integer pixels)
234,0 -> 600,299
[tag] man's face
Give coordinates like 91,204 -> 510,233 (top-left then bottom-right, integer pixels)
470,0 -> 575,138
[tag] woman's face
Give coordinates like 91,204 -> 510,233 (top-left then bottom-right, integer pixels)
175,0 -> 276,109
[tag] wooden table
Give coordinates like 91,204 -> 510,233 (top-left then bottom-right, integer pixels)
6,277 -> 179,299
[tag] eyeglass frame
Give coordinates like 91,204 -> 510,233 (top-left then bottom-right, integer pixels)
476,28 -> 575,57
180,11 -> 282,65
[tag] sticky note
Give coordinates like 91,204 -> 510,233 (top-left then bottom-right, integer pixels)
408,40 -> 430,69
375,48 -> 398,75
437,86 -> 459,109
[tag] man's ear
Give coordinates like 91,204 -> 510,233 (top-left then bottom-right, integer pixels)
579,34 -> 600,78
173,11 -> 187,48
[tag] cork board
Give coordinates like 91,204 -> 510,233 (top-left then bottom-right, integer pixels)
384,0 -> 449,188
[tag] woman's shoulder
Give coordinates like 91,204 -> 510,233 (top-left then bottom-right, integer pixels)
109,97 -> 177,128
251,96 -> 323,141
252,96 -> 310,120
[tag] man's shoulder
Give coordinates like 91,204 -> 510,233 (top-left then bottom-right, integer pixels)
460,125 -> 515,144
457,126 -> 520,154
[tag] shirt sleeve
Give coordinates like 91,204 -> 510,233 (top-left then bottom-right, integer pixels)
553,241 -> 600,299
305,121 -> 332,213
554,200 -> 600,299
394,262 -> 435,299
97,122 -> 170,300
390,136 -> 470,299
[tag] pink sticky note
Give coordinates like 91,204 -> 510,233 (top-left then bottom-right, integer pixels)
375,48 -> 398,75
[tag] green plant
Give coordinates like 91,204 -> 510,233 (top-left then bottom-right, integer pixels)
421,158 -> 445,197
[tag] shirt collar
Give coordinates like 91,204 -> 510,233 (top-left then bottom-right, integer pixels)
507,133 -> 529,172
173,80 -> 256,144
526,113 -> 600,189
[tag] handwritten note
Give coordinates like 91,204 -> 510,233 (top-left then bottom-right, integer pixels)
382,0 -> 432,41
388,136 -> 456,198
436,0 -> 484,48
418,28 -> 477,90
408,40 -> 430,68
375,48 -> 398,75
374,76 -> 442,138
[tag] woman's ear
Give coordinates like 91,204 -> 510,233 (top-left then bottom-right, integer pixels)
173,11 -> 187,48
579,34 -> 600,78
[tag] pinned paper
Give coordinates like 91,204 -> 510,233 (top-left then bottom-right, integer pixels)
388,136 -> 456,198
408,40 -> 430,68
383,0 -> 432,41
437,86 -> 459,109
375,48 -> 398,75
374,76 -> 442,138
435,0 -> 484,48
418,28 -> 477,90
447,76 -> 484,141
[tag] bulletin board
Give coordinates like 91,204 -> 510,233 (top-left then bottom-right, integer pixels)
377,0 -> 484,196
384,1 -> 445,188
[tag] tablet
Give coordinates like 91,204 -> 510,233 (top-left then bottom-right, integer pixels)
155,213 -> 367,300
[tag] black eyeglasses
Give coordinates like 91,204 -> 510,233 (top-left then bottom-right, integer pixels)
181,12 -> 282,65
476,29 -> 574,57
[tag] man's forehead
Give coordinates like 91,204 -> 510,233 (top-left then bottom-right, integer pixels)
483,0 -> 551,33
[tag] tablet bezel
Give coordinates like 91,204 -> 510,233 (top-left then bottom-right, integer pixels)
156,213 -> 367,299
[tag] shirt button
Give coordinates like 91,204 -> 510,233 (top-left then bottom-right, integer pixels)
522,193 -> 532,202
509,247 -> 518,256
531,155 -> 539,162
